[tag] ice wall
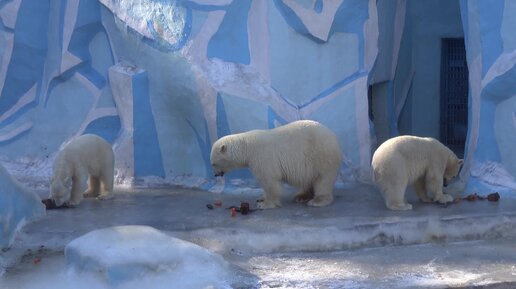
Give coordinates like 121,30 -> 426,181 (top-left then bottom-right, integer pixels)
0,0 -> 378,188
0,164 -> 44,249
459,0 -> 516,190
0,0 -> 513,192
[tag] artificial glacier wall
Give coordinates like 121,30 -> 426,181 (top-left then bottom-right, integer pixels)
0,0 -> 378,188
0,0 -> 513,192
459,0 -> 516,190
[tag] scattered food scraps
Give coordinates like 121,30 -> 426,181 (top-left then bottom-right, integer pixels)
462,192 -> 500,202
41,199 -> 70,210
240,202 -> 250,215
487,192 -> 500,202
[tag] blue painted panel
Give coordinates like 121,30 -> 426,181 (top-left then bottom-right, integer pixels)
267,107 -> 287,129
299,70 -> 367,108
308,85 -> 360,165
482,63 -> 516,103
314,0 -> 323,14
269,3 -> 360,106
473,98 -> 501,163
0,0 -> 50,116
207,0 -> 252,64
216,93 -> 231,138
215,93 -> 253,182
273,0 -> 315,42
459,0 -> 470,53
477,0 -> 504,77
330,0 -> 368,68
220,92 -> 268,133
133,72 -> 165,177
187,119 -> 212,177
83,116 -> 121,144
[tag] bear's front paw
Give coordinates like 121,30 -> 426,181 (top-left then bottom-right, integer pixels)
306,197 -> 333,207
386,202 -> 413,211
434,193 -> 454,204
83,191 -> 97,198
97,193 -> 113,200
256,199 -> 280,209
293,194 -> 312,203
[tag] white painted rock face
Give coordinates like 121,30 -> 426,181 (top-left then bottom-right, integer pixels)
65,226 -> 229,286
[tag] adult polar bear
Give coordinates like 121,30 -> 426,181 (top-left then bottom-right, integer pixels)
372,135 -> 463,210
210,120 -> 342,209
50,134 -> 114,206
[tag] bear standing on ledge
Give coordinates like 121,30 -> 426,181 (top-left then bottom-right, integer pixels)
50,134 -> 115,207
372,135 -> 463,211
210,120 -> 342,209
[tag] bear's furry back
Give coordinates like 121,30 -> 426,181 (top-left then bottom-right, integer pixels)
372,135 -> 455,184
52,134 -> 114,180
237,120 -> 342,189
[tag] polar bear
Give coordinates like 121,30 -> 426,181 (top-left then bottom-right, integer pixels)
210,120 -> 342,209
50,134 -> 115,207
371,135 -> 463,210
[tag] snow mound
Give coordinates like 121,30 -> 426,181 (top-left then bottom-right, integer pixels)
0,163 -> 45,249
65,226 -> 230,287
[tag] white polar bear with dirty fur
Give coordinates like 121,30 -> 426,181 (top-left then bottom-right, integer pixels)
372,135 -> 463,211
50,134 -> 115,206
210,120 -> 342,209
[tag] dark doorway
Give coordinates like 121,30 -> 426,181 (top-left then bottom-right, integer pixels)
440,38 -> 468,158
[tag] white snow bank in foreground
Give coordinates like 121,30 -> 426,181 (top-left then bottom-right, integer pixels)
0,163 -> 45,249
65,226 -> 230,288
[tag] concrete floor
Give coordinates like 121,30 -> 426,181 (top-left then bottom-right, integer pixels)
1,184 -> 516,288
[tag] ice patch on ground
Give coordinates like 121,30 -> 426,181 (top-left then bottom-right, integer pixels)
177,214 -> 516,254
65,225 -> 230,287
0,163 -> 45,250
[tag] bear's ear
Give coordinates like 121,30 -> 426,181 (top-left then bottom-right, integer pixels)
220,144 -> 227,154
458,159 -> 464,166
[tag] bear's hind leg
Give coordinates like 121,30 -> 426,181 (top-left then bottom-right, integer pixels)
293,187 -> 314,203
307,175 -> 336,207
84,176 -> 100,198
257,180 -> 282,209
97,170 -> 114,200
413,176 -> 432,203
381,178 -> 412,210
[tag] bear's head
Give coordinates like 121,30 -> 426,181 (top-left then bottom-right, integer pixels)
443,156 -> 464,186
50,177 -> 70,206
210,136 -> 245,177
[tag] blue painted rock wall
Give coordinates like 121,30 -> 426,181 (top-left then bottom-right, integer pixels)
460,0 -> 516,190
0,0 -> 377,189
0,0 -> 513,192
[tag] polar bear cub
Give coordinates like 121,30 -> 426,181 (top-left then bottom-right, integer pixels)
210,120 -> 342,209
372,135 -> 463,210
50,134 -> 115,206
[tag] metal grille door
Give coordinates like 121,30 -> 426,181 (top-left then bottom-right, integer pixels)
440,38 -> 468,157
